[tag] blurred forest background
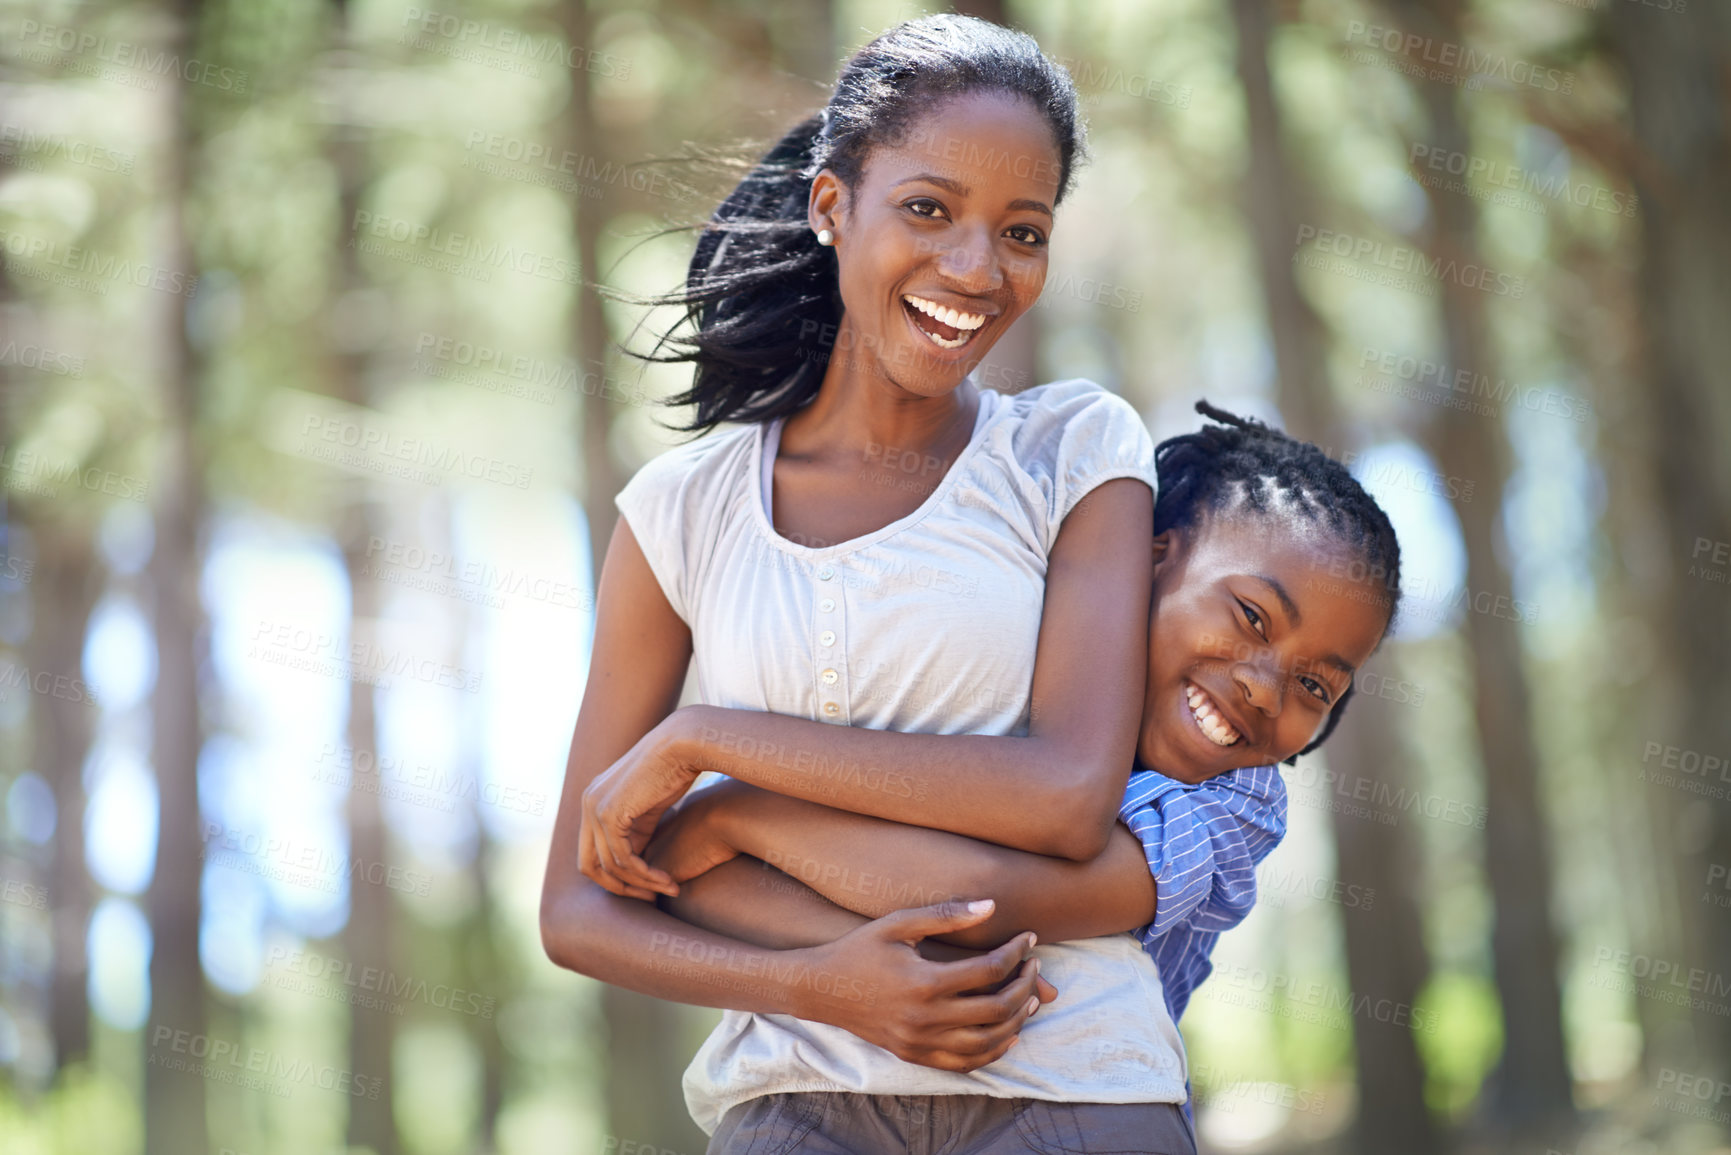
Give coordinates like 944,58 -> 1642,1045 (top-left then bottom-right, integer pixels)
0,0 -> 1727,1152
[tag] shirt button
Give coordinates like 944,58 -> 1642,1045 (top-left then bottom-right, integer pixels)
820,668 -> 838,685
819,598 -> 835,613
819,631 -> 836,646
823,702 -> 840,716
817,566 -> 834,581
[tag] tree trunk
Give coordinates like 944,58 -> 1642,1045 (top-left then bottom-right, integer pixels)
326,6 -> 397,1148
562,2 -> 709,1152
1372,0 -> 1576,1131
1607,0 -> 1731,1079
143,4 -> 209,1151
1227,3 -> 1442,1151
31,524 -> 103,1072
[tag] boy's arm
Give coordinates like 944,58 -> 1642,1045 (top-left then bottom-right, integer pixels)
649,779 -> 1157,951
1117,765 -> 1288,943
580,478 -> 1155,897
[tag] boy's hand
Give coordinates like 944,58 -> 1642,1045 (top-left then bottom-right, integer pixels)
644,787 -> 744,888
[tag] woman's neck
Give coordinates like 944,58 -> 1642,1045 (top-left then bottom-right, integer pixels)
782,327 -> 981,465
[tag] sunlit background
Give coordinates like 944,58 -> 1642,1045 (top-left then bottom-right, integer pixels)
0,0 -> 1727,1153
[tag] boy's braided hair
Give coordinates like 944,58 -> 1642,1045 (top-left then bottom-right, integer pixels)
1153,401 -> 1403,761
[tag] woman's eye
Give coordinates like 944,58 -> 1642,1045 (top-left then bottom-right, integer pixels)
1238,599 -> 1267,639
1006,225 -> 1046,246
905,198 -> 945,219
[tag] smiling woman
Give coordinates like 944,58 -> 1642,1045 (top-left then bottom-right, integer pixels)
541,15 -> 1224,1155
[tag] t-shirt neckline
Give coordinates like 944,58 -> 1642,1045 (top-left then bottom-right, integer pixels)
754,388 -> 1000,558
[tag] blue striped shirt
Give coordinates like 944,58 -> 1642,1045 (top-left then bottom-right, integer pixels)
1117,765 -> 1289,1025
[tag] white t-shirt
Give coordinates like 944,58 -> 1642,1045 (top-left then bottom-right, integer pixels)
614,379 -> 1188,1134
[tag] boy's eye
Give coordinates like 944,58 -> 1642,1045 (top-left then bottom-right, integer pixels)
1300,676 -> 1332,705
1005,224 -> 1046,246
1237,598 -> 1268,639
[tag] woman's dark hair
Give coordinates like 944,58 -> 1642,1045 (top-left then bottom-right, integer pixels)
1153,401 -> 1404,763
637,14 -> 1085,434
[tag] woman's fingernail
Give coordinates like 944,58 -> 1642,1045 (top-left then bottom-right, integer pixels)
1031,957 -> 1040,975
967,899 -> 994,914
1025,996 -> 1039,1016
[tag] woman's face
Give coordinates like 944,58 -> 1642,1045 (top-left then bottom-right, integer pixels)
1137,512 -> 1393,784
810,90 -> 1062,397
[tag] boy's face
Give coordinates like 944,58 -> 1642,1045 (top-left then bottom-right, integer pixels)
1136,512 -> 1391,784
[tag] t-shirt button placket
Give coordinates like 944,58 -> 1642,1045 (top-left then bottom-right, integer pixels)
815,563 -> 849,723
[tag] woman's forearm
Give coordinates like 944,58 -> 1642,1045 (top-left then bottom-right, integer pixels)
711,786 -> 1156,949
670,705 -> 1129,859
542,873 -> 836,1017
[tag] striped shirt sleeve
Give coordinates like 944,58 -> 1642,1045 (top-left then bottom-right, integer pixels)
1117,765 -> 1288,941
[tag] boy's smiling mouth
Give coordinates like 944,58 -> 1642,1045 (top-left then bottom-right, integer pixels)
902,293 -> 988,350
1184,679 -> 1243,747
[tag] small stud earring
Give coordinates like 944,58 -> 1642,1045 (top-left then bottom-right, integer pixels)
817,228 -> 834,246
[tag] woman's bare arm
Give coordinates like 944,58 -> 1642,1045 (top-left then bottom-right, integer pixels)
582,477 -> 1154,898
539,519 -> 1048,1071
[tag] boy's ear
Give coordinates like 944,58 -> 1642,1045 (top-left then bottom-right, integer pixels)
1151,529 -> 1177,572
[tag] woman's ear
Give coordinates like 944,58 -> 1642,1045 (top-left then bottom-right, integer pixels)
808,169 -> 844,240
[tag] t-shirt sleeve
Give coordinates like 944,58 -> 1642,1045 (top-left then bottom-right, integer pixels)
1010,380 -> 1159,553
612,445 -> 698,625
1117,765 -> 1289,939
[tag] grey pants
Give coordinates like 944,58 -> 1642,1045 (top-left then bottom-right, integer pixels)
707,1091 -> 1198,1155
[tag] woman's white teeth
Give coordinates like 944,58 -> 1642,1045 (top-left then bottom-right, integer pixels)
1185,683 -> 1242,747
904,294 -> 987,342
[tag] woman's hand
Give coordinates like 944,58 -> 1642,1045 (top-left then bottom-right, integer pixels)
794,900 -> 1054,1073
579,713 -> 703,899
